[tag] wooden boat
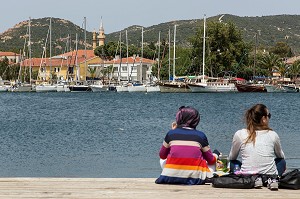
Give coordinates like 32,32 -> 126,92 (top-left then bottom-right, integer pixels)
235,82 -> 267,92
158,81 -> 190,93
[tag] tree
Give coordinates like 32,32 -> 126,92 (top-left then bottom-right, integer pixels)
258,53 -> 281,77
288,60 -> 300,80
269,42 -> 293,59
151,46 -> 193,80
190,20 -> 249,77
88,66 -> 97,80
275,62 -> 288,78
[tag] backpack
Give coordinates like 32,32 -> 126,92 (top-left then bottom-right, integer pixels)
279,169 -> 300,190
212,173 -> 256,189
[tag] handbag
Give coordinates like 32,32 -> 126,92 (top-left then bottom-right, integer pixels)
212,173 -> 256,189
279,169 -> 300,190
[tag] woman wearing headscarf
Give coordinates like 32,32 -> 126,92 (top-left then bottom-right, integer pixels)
155,106 -> 217,185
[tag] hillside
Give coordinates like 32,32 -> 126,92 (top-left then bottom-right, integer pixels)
1,14 -> 300,57
0,17 -> 93,57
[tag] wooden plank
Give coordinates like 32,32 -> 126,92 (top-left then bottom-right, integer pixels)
0,178 -> 299,199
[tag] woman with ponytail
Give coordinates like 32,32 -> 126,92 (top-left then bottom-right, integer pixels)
228,104 -> 286,190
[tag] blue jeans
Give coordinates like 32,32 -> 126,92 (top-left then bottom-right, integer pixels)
230,158 -> 286,176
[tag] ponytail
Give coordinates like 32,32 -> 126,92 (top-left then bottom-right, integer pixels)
244,104 -> 272,145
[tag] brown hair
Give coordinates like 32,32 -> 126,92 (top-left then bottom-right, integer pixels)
244,104 -> 272,144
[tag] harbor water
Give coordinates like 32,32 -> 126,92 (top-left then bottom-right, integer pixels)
0,92 -> 299,177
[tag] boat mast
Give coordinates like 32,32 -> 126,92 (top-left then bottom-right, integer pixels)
75,33 -> 79,81
168,29 -> 171,82
202,15 -> 206,82
29,17 -> 32,84
19,25 -> 29,83
157,31 -> 161,81
126,30 -> 129,81
49,17 -> 52,83
173,25 -> 176,83
84,17 -> 87,81
118,32 -> 121,83
140,27 -> 143,83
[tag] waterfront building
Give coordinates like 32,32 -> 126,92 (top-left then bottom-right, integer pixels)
20,50 -> 96,82
0,51 -> 21,63
87,55 -> 155,83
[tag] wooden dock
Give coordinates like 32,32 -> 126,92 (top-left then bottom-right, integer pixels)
0,178 -> 299,198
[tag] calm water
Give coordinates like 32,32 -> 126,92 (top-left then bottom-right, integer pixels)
0,92 -> 299,177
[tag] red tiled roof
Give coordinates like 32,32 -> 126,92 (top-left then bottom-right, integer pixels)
21,50 -> 96,67
21,58 -> 70,67
0,51 -> 20,57
58,50 -> 95,59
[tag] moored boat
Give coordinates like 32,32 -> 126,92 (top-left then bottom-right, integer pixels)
188,77 -> 237,93
235,82 -> 267,92
35,83 -> 57,92
159,81 -> 190,93
127,82 -> 147,92
146,83 -> 160,92
265,79 -> 299,93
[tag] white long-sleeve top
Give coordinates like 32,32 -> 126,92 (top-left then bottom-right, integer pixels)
229,129 -> 285,175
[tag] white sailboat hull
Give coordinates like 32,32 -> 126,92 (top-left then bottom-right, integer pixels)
116,85 -> 129,92
0,86 -> 8,92
146,85 -> 160,92
265,84 -> 299,92
12,84 -> 33,92
56,85 -> 70,92
36,85 -> 57,92
128,85 -> 146,92
90,85 -> 109,92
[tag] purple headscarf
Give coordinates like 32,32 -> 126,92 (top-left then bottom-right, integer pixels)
175,106 -> 200,129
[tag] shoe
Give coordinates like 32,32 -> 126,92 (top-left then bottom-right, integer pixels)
267,178 -> 278,191
254,177 -> 263,188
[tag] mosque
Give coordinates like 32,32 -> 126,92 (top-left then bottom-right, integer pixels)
92,19 -> 105,50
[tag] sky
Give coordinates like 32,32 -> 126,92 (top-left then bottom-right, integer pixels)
1,0 -> 299,34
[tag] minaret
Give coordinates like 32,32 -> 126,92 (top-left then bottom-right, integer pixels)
98,17 -> 105,46
92,30 -> 97,50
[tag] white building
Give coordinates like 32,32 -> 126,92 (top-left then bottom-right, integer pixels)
0,51 -> 21,63
88,55 -> 155,83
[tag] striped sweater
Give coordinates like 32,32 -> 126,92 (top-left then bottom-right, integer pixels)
155,127 -> 216,185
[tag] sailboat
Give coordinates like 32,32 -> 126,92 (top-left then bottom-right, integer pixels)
13,17 -> 34,92
0,78 -> 10,92
159,25 -> 190,93
146,31 -> 161,92
115,31 -> 129,92
36,17 -> 57,92
187,15 -> 237,93
127,27 -> 147,92
69,17 -> 91,92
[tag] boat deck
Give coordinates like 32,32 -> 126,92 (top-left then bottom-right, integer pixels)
0,178 -> 299,198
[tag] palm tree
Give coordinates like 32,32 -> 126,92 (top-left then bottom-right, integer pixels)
100,65 -> 114,80
275,62 -> 288,79
258,53 -> 281,77
88,66 -> 97,80
288,60 -> 300,81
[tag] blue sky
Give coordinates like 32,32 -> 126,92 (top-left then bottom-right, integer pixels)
0,0 -> 299,34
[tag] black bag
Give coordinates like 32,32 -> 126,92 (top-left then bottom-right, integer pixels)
212,173 -> 256,189
279,169 -> 300,190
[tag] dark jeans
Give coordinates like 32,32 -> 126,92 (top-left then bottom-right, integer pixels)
229,158 -> 286,176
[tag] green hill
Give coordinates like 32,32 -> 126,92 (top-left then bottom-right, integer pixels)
1,14 -> 300,57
